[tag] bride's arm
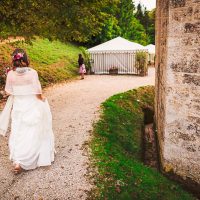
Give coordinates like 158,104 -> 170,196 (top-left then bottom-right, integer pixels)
33,70 -> 45,101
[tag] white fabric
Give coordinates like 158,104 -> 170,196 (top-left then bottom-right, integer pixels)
5,68 -> 42,95
88,36 -> 146,52
0,96 -> 14,136
145,44 -> 155,63
2,68 -> 55,170
9,95 -> 54,170
145,44 -> 155,54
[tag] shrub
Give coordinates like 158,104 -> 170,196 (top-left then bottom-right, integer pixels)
135,51 -> 148,76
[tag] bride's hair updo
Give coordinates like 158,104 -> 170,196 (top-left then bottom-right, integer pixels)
12,48 -> 29,68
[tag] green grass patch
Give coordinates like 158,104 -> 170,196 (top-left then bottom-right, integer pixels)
0,38 -> 81,88
17,38 -> 80,66
89,86 -> 195,200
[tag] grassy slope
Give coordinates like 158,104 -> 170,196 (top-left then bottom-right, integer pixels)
0,38 -> 81,88
90,86 -> 195,200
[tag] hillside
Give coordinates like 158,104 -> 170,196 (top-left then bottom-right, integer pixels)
0,38 -> 81,93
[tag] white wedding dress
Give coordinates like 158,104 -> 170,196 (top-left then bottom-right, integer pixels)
0,68 -> 54,170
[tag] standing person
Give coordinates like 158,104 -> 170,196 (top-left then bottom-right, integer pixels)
0,48 -> 55,174
78,54 -> 86,79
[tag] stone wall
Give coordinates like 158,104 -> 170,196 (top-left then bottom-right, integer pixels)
156,0 -> 200,184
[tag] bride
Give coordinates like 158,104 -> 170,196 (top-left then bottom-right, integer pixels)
0,49 -> 55,174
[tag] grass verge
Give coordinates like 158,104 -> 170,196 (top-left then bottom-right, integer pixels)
89,86 -> 195,200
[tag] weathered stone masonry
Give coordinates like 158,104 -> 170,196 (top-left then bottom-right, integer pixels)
156,0 -> 200,184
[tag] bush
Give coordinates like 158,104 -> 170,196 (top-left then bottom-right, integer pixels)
135,51 -> 148,76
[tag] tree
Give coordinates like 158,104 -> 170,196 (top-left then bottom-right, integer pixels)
0,0 -> 113,43
146,9 -> 156,44
0,1 -> 155,45
135,3 -> 144,23
118,0 -> 148,45
134,3 -> 155,44
0,1 -> 52,39
88,0 -> 121,45
90,0 -> 148,46
118,0 -> 135,38
91,16 -> 121,45
128,17 -> 148,45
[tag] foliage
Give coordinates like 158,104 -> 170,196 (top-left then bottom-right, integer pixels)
88,0 -> 155,46
0,44 -> 14,90
89,86 -> 195,200
88,0 -> 121,45
0,68 -> 6,90
135,4 -> 156,44
0,1 -> 52,39
90,16 -> 121,45
147,9 -> 156,44
0,1 -> 155,45
0,38 -> 81,88
135,52 -> 148,76
0,0 -> 113,43
117,0 -> 148,45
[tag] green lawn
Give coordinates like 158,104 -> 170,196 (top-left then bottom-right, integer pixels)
18,38 -> 80,66
89,86 -> 195,200
0,38 -> 81,87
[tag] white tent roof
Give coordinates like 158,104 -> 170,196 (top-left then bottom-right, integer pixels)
145,44 -> 155,54
88,37 -> 146,52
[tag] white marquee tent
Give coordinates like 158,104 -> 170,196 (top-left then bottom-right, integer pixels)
88,37 -> 148,75
145,44 -> 155,64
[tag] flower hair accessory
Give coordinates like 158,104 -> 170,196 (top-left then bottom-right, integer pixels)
13,53 -> 24,61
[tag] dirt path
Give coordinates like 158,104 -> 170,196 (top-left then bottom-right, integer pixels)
0,68 -> 155,200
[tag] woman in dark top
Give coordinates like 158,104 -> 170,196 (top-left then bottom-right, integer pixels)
78,54 -> 86,79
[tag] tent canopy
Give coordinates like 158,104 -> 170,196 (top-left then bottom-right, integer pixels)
88,37 -> 146,52
145,44 -> 155,54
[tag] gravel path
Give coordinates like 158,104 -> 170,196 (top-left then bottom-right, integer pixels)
0,68 -> 155,200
